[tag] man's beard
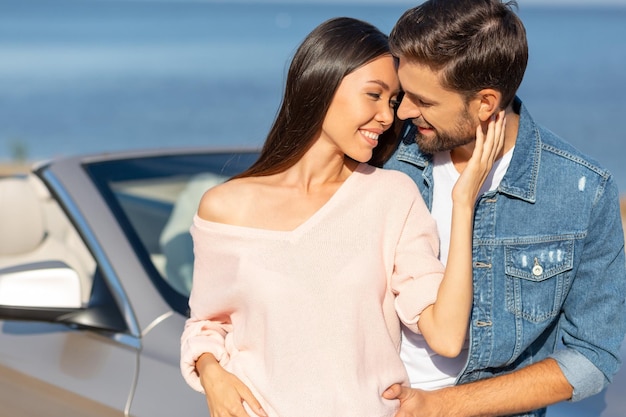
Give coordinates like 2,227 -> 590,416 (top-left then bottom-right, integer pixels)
413,110 -> 476,154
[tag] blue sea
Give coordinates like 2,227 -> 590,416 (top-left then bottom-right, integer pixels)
1,0 -> 626,190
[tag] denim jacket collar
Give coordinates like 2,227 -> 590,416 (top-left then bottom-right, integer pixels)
499,97 -> 540,203
394,97 -> 540,203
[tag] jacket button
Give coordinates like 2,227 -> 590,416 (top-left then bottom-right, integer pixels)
532,257 -> 544,276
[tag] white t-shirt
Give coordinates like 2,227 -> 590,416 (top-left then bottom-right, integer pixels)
401,148 -> 514,389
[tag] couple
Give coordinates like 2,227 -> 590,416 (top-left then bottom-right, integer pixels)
181,1 -> 626,416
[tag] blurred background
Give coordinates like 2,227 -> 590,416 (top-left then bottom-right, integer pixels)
1,0 -> 625,191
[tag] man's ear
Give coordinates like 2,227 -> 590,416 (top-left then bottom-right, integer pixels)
476,89 -> 502,122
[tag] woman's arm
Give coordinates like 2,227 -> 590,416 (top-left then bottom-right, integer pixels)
418,112 -> 505,356
181,198 -> 267,417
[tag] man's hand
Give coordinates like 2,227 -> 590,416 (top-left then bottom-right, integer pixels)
383,384 -> 448,417
383,359 -> 573,417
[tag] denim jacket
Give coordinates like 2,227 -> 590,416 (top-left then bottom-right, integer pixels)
384,98 -> 626,417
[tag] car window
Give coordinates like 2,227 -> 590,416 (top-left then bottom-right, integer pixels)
84,151 -> 258,314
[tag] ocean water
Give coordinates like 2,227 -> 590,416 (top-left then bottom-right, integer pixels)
1,0 -> 626,190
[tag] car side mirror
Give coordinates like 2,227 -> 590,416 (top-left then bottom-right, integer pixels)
0,261 -> 81,308
0,261 -> 128,334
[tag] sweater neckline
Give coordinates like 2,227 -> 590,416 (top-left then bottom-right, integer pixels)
193,163 -> 367,239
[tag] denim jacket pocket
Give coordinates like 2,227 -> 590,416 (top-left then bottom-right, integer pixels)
505,238 -> 574,323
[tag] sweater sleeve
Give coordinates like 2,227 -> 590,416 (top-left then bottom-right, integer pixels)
391,192 -> 445,334
180,311 -> 233,393
180,217 -> 235,393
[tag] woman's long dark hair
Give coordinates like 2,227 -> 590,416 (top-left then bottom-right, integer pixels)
233,17 -> 393,179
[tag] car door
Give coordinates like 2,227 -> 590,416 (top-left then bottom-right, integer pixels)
0,175 -> 138,416
0,321 -> 138,417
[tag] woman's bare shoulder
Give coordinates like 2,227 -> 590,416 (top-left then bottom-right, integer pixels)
197,178 -> 258,224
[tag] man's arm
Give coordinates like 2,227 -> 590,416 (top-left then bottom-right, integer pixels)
384,358 -> 572,417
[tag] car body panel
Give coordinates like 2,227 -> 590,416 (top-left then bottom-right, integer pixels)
0,363 -> 122,417
0,321 -> 136,415
129,312 -> 207,416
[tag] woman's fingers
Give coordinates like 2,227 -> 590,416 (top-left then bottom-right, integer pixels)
238,383 -> 267,417
200,362 -> 265,417
474,110 -> 506,168
490,110 -> 506,162
453,110 -> 507,204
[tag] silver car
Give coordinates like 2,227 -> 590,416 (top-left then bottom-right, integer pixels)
0,148 -> 258,416
0,148 -> 624,416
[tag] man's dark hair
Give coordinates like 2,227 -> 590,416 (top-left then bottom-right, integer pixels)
390,0 -> 528,107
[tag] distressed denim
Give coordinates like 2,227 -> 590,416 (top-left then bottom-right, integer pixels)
384,98 -> 626,417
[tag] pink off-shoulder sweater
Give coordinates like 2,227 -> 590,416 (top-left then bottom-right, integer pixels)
180,163 -> 444,417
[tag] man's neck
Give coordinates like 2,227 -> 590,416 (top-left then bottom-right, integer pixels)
450,108 -> 519,174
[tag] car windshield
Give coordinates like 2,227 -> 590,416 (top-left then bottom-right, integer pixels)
84,150 -> 258,314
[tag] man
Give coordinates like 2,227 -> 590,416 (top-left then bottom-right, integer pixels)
382,1 -> 626,416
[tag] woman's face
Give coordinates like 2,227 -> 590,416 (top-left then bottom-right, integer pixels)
320,54 -> 400,163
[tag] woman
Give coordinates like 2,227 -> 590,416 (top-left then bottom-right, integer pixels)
180,17 -> 504,417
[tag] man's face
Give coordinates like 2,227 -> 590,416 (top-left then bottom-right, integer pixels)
396,58 -> 479,154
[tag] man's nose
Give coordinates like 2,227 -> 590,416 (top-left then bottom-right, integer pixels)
396,98 -> 420,121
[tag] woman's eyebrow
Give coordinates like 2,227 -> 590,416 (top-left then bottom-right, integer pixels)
367,79 -> 391,90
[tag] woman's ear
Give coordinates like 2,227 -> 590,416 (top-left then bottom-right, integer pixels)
476,89 -> 502,122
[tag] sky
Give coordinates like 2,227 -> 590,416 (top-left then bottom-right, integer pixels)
211,0 -> 626,4
331,0 -> 619,3
114,0 -> 626,5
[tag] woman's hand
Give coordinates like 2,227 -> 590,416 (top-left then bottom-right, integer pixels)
196,353 -> 267,417
452,110 -> 506,205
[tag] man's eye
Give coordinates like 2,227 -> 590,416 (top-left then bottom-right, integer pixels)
418,99 -> 432,107
390,92 -> 404,109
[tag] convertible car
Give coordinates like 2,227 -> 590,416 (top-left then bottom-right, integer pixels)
0,148 -> 258,416
0,148 -> 623,416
